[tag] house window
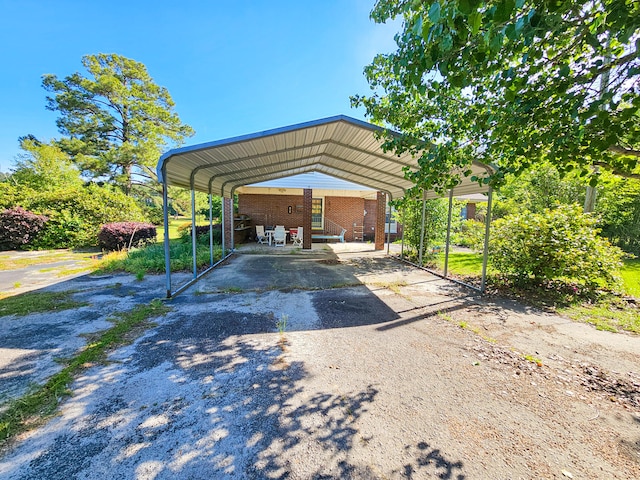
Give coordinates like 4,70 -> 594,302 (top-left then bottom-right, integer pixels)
312,198 -> 323,229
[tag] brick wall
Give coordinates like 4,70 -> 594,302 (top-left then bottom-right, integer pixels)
237,193 -> 380,243
363,199 -> 377,242
324,196 -> 365,242
237,194 -> 305,230
466,203 -> 477,220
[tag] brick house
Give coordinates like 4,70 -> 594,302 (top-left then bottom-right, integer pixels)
235,173 -> 400,243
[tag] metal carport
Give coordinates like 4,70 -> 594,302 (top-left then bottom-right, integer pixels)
156,115 -> 494,297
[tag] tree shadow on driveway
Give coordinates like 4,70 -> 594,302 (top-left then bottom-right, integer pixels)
0,249 -> 473,478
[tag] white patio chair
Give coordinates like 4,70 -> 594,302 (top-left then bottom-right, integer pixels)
292,226 -> 303,247
255,225 -> 267,244
273,226 -> 286,247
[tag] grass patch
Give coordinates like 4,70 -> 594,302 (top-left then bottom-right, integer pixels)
426,252 -> 639,335
0,291 -> 87,317
432,251 -> 487,276
620,258 -> 640,298
155,217 -> 192,242
97,240 -> 222,275
560,296 -> 639,334
55,266 -> 95,278
522,353 -> 543,366
369,280 -> 408,294
0,299 -> 170,444
0,250 -> 98,271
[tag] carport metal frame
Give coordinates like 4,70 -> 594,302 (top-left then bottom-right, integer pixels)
397,187 -> 494,293
157,115 -> 495,298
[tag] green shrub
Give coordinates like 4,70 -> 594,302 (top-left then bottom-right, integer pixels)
98,222 -> 157,251
0,207 -> 48,250
143,205 -> 165,225
178,223 -> 222,245
490,205 -> 623,289
29,210 -> 89,249
22,184 -> 146,248
453,219 -> 485,251
394,197 -> 450,261
597,177 -> 640,255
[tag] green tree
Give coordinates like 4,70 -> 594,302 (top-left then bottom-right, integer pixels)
353,0 -> 640,195
394,196 -> 452,260
596,176 -> 640,254
493,162 -> 586,217
11,136 -> 83,191
43,53 -> 194,194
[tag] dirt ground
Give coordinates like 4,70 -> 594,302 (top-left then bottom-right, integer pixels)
0,243 -> 638,479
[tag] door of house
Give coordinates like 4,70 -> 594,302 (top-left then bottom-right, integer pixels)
312,198 -> 323,230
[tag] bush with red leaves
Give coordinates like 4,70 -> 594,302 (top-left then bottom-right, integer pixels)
98,222 -> 157,251
0,207 -> 48,251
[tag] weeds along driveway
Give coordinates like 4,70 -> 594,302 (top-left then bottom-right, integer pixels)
1,244 -> 639,478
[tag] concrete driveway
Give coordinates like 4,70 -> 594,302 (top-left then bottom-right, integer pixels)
1,244 -> 639,479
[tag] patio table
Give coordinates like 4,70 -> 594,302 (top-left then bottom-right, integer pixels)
265,229 -> 289,246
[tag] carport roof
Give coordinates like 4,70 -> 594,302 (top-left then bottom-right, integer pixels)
157,115 -> 493,199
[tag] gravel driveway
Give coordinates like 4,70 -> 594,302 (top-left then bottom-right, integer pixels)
0,244 -> 639,478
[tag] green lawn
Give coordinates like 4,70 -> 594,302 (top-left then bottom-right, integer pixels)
433,252 -> 639,299
427,251 -> 639,334
155,217 -> 192,241
620,258 -> 640,298
433,251 -> 487,276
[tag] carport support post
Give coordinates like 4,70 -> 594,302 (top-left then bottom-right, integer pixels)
208,189 -> 214,266
302,188 -> 312,249
418,190 -> 426,266
220,194 -> 225,257
386,198 -> 392,254
400,204 -> 405,260
444,189 -> 454,277
162,169 -> 172,298
191,187 -> 197,278
480,186 -> 493,293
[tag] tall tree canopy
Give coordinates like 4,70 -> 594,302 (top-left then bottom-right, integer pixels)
43,54 -> 194,194
353,0 -> 640,194
12,136 -> 83,191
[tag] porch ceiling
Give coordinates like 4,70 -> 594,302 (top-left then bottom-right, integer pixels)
157,115 -> 493,200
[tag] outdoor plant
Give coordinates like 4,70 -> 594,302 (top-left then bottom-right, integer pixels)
20,184 -> 147,249
453,219 -> 485,252
0,207 -> 48,251
177,223 -> 222,245
98,222 -> 157,251
393,196 -> 451,262
490,204 -> 623,290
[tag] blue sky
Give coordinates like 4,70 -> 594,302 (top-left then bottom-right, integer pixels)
0,0 -> 399,173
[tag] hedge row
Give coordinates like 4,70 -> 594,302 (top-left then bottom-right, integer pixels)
97,222 -> 157,251
0,207 -> 48,250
